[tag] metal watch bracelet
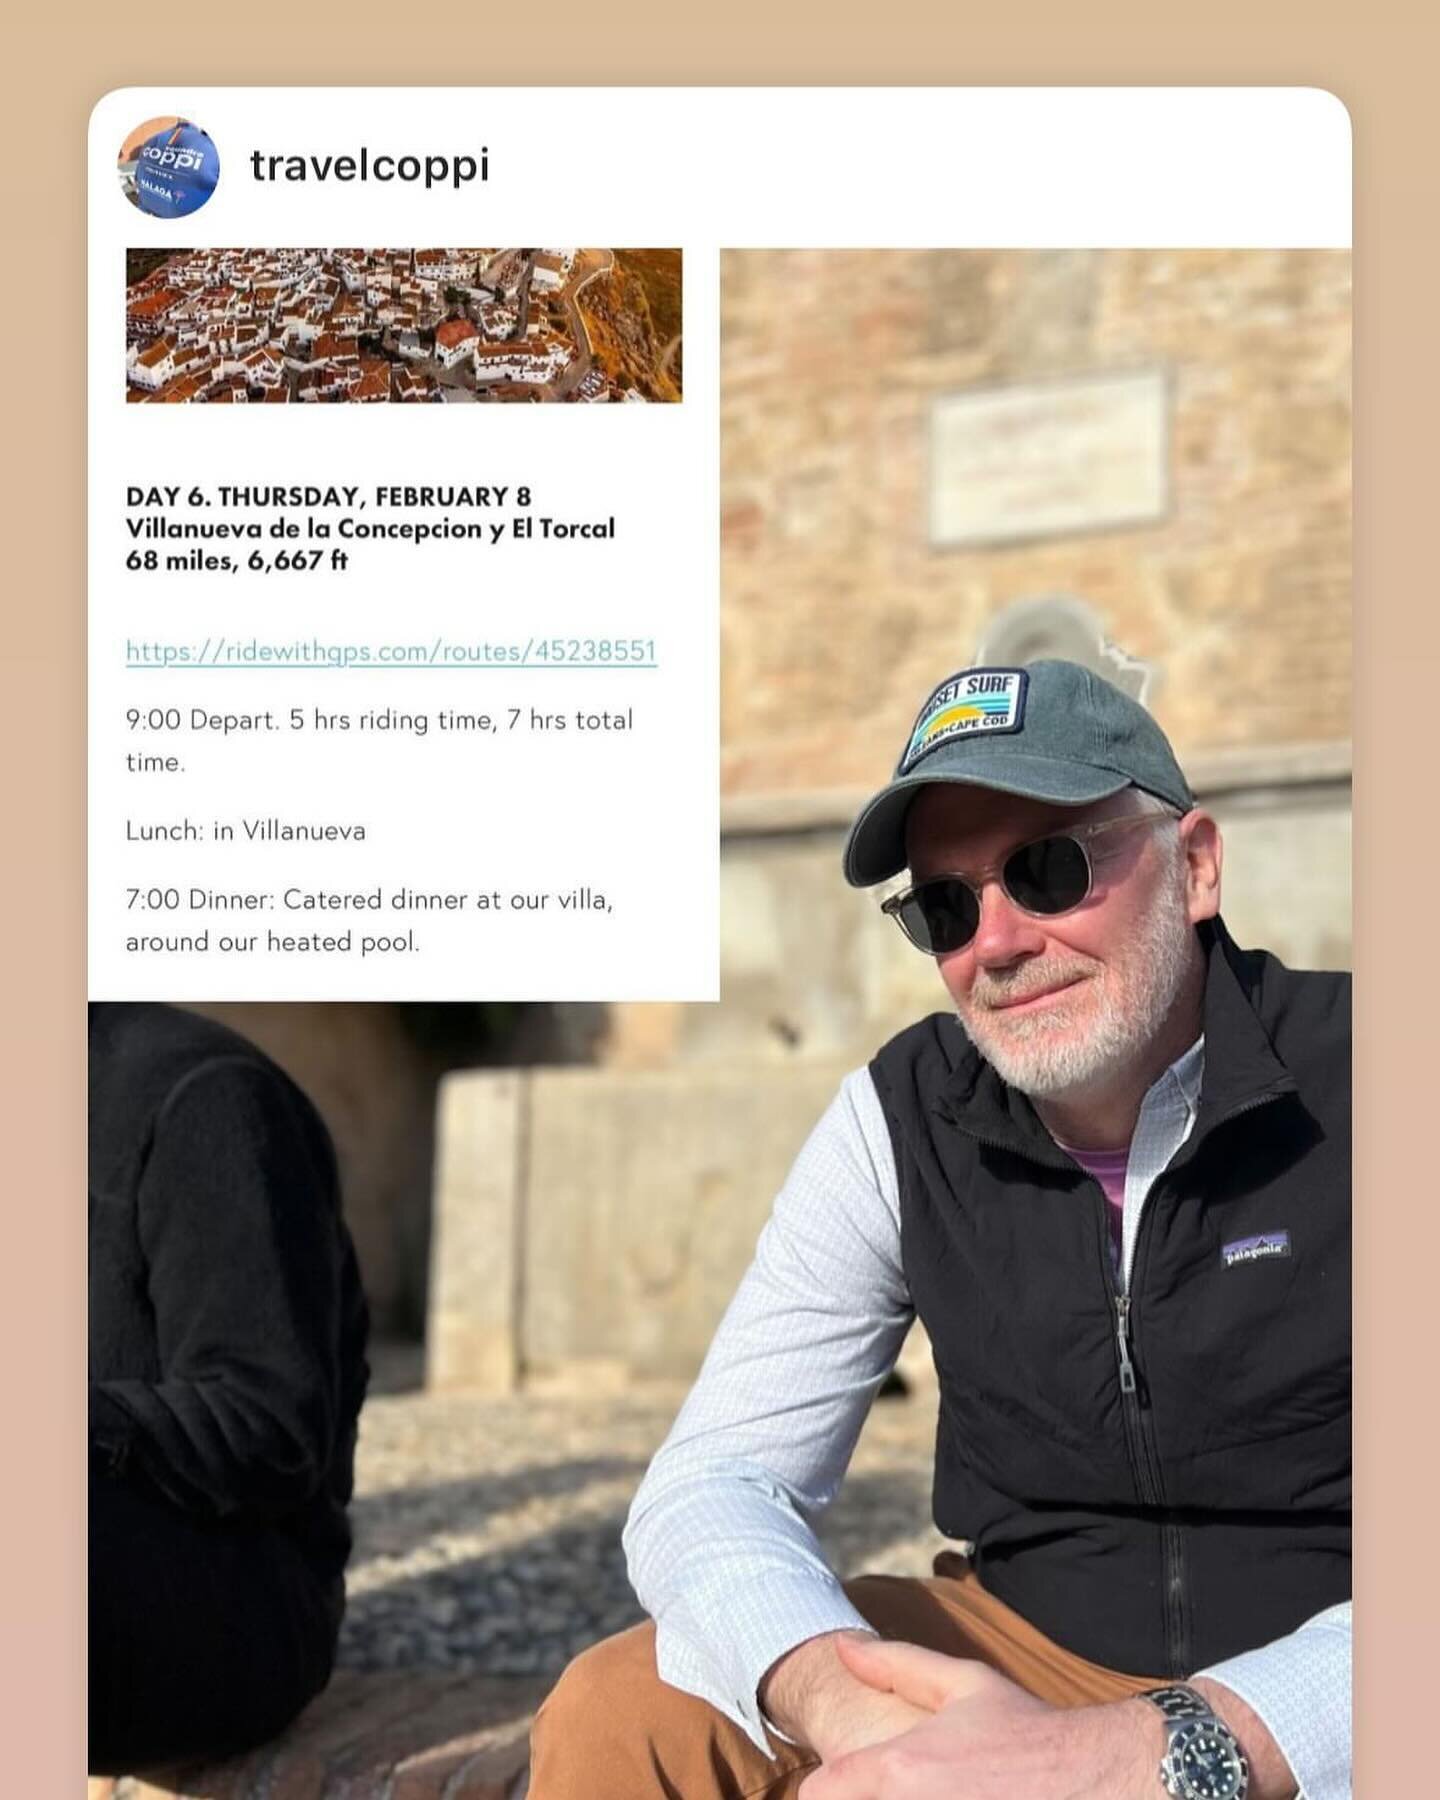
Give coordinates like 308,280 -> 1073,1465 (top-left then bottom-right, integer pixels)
1139,1685 -> 1250,1800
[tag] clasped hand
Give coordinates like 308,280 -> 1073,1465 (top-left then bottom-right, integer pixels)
798,1635 -> 1158,1800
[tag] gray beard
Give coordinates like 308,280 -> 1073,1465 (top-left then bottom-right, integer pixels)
954,867 -> 1196,1101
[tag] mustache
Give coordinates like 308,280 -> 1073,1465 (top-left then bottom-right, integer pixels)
967,959 -> 1097,1010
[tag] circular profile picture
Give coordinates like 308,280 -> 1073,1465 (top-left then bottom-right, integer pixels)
118,116 -> 220,218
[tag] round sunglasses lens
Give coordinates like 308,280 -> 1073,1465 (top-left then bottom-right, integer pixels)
1004,834 -> 1090,915
904,880 -> 979,954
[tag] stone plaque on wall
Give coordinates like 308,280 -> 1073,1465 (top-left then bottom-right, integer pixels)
930,369 -> 1168,547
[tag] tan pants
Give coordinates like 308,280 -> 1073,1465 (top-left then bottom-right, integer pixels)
529,1555 -> 1161,1799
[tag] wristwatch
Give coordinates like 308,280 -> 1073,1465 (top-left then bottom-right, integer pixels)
1139,1685 -> 1250,1799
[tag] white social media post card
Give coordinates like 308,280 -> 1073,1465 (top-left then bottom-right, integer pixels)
89,88 -> 1350,1002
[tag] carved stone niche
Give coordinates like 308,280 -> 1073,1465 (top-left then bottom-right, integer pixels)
975,597 -> 1157,708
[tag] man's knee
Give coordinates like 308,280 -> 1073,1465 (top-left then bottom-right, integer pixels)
542,1619 -> 657,1718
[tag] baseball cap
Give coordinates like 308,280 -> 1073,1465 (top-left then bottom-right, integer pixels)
842,659 -> 1195,888
133,121 -> 220,219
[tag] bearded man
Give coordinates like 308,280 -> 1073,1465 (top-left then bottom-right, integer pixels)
531,660 -> 1351,1800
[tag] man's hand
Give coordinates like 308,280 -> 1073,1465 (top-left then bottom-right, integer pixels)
799,1639 -> 1301,1800
798,1636 -> 1164,1799
759,1631 -> 929,1762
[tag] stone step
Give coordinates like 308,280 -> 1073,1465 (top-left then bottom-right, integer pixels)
88,1670 -> 542,1798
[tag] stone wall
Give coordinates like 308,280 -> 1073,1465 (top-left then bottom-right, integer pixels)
720,249 -> 1351,795
429,1061 -> 856,1391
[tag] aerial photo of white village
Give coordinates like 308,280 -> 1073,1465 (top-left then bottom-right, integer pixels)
125,249 -> 682,404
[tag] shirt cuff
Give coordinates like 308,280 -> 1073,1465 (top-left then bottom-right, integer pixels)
655,1570 -> 877,1755
1196,1604 -> 1351,1800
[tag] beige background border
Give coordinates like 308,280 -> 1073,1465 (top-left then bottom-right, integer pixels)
4,9 -> 1425,1791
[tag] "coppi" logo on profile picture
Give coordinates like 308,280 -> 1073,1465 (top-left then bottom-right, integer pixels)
140,143 -> 206,174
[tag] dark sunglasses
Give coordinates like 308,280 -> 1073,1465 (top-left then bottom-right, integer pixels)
881,809 -> 1181,955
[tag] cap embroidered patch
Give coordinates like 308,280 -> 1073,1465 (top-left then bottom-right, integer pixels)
1221,1231 -> 1291,1269
900,668 -> 1027,773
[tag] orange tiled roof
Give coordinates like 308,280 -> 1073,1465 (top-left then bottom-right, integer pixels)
436,318 -> 479,349
128,288 -> 183,320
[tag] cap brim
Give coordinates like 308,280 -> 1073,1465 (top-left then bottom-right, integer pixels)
842,751 -> 1132,888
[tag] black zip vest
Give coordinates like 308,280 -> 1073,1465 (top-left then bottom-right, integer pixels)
870,920 -> 1350,1678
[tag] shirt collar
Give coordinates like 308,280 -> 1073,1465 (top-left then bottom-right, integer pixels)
1161,1034 -> 1205,1117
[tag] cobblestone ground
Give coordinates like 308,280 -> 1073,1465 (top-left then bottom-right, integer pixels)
340,1368 -> 948,1685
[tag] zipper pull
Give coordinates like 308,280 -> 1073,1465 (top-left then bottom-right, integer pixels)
1114,1296 -> 1137,1395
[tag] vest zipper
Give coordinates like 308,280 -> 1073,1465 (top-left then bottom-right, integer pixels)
1110,1290 -> 1160,1510
1113,1295 -> 1137,1394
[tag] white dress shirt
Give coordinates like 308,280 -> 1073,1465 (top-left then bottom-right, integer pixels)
623,1045 -> 1351,1799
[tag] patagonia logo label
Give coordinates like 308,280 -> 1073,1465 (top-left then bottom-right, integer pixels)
900,668 -> 1027,772
1222,1231 -> 1291,1269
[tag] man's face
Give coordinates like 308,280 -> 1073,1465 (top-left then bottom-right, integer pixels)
904,783 -> 1218,1099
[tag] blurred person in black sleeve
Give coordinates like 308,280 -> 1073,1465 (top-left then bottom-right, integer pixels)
88,1003 -> 369,1773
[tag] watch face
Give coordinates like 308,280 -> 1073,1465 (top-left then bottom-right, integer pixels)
1172,1723 -> 1247,1799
